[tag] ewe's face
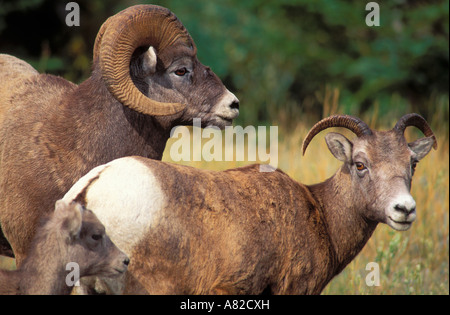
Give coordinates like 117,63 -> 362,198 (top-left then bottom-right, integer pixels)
132,45 -> 239,128
326,131 -> 434,231
350,132 -> 419,231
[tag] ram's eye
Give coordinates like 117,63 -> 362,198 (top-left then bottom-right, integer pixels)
92,234 -> 103,241
355,162 -> 366,171
174,68 -> 188,76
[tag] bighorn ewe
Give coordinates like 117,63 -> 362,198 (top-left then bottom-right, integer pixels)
0,200 -> 129,295
62,114 -> 437,294
0,5 -> 239,262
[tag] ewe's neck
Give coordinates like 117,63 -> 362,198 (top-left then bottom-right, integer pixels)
19,230 -> 71,295
308,167 -> 378,273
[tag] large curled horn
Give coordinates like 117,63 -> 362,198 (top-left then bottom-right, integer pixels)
97,5 -> 194,116
302,115 -> 373,155
394,113 -> 438,150
92,15 -> 110,63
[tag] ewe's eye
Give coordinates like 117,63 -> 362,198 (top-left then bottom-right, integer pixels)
174,68 -> 188,76
355,162 -> 366,171
411,161 -> 418,174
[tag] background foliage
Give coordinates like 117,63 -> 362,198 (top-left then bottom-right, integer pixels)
0,0 -> 448,295
0,0 -> 448,125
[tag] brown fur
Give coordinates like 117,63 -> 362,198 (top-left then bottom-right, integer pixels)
0,69 -> 168,262
0,201 -> 129,295
0,54 -> 38,126
114,127 -> 433,294
0,6 -> 236,263
58,114 -> 434,295
117,161 -> 351,294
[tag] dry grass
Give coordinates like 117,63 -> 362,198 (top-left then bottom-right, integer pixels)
162,106 -> 449,295
1,99 -> 448,294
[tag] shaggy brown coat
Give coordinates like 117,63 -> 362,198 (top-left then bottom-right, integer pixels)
66,115 -> 435,294
0,5 -> 238,263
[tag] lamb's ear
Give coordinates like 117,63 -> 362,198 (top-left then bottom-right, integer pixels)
325,132 -> 353,163
142,46 -> 157,74
54,200 -> 82,239
408,136 -> 435,161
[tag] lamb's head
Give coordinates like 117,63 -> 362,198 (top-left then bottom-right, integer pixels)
52,200 -> 130,278
94,4 -> 239,128
303,114 -> 437,231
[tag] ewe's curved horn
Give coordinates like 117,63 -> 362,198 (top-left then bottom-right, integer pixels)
302,115 -> 373,155
394,113 -> 437,150
98,5 -> 193,116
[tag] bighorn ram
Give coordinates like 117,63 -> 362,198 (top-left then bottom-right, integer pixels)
0,200 -> 129,295
62,114 -> 437,294
0,5 -> 239,262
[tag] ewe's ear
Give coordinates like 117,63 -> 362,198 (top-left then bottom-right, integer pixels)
325,132 -> 353,163
142,46 -> 157,74
54,200 -> 82,239
409,136 -> 435,161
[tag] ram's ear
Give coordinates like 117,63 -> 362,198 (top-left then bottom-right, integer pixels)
142,46 -> 157,74
325,132 -> 353,163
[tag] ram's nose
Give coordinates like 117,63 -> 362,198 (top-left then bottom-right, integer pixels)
229,96 -> 240,111
219,90 -> 239,117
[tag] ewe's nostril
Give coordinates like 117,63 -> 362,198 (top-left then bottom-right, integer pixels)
123,258 -> 130,266
394,204 -> 415,214
230,101 -> 239,110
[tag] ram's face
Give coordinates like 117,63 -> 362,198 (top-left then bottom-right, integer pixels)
132,44 -> 239,128
96,5 -> 238,124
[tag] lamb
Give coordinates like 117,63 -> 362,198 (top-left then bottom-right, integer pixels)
61,113 -> 437,294
0,4 -> 239,263
0,200 -> 129,295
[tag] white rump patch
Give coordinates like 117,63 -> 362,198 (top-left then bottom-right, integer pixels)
62,157 -> 165,256
62,163 -> 110,203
